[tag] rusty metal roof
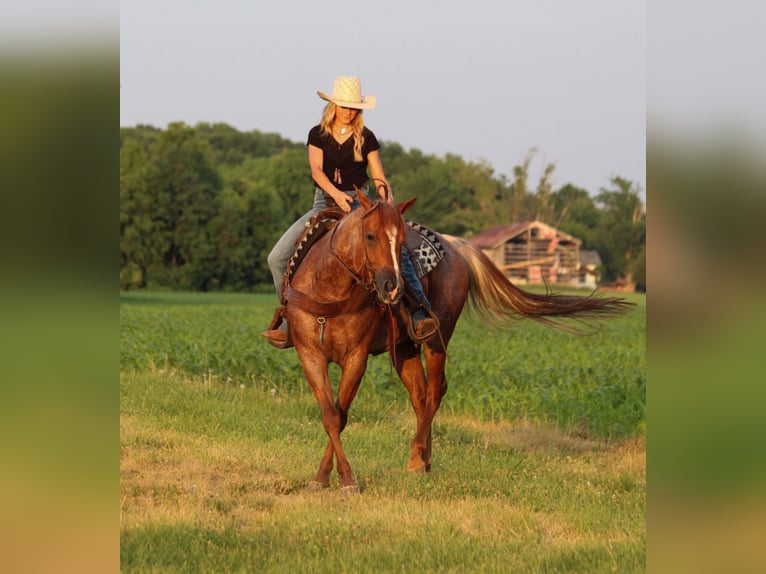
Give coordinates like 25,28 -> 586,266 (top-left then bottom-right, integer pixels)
468,220 -> 580,249
468,222 -> 531,248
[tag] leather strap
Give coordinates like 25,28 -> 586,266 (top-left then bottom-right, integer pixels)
286,284 -> 377,317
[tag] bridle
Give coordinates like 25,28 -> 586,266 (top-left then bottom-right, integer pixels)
326,179 -> 396,296
326,200 -> 404,359
328,203 -> 380,295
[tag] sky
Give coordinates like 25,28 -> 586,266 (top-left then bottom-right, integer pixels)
647,0 -> 766,142
119,0 -> 646,196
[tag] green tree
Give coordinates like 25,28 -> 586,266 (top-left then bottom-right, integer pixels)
383,148 -> 448,228
533,160 -> 557,224
504,148 -> 542,222
551,183 -> 601,248
142,123 -> 222,290
120,124 -> 161,153
592,176 -> 646,289
119,123 -> 646,293
120,138 -> 153,289
436,155 -> 507,235
194,122 -> 302,166
381,146 -> 506,235
205,180 -> 283,290
211,148 -> 307,289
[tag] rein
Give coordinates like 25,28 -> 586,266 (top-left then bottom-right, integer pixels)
328,217 -> 374,290
326,201 -> 396,305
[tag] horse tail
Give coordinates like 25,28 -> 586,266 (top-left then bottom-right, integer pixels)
444,235 -> 634,333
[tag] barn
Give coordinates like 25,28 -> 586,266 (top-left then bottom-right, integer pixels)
468,220 -> 597,287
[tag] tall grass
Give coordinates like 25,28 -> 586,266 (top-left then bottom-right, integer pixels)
120,290 -> 645,438
120,290 -> 645,572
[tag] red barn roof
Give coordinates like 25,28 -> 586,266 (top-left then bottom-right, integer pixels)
468,220 -> 580,249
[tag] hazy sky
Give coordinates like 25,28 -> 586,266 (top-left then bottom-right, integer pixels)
120,0 -> 646,195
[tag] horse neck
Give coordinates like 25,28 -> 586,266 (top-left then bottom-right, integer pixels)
331,213 -> 366,272
293,213 -> 368,299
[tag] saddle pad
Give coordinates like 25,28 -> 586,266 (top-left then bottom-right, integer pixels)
405,221 -> 445,279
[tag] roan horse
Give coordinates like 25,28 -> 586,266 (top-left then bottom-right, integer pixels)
279,191 -> 633,493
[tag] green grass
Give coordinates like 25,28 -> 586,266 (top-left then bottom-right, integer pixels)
120,290 -> 645,573
120,290 -> 645,438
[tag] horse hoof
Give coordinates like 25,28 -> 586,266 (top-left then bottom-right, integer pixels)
406,461 -> 427,473
340,484 -> 360,495
306,480 -> 328,492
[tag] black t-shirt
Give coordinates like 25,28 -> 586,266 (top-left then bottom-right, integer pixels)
306,125 -> 380,191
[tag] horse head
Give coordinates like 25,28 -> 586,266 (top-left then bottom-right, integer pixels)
354,192 -> 416,306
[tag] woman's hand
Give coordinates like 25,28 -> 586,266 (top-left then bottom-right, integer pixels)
377,183 -> 393,203
333,190 -> 354,212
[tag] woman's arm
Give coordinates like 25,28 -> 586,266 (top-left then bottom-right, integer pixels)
308,144 -> 354,212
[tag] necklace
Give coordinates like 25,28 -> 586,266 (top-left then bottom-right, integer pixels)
335,125 -> 348,135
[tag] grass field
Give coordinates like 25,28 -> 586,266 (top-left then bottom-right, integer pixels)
120,290 -> 645,572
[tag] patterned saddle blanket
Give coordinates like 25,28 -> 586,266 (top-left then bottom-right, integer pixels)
404,220 -> 445,278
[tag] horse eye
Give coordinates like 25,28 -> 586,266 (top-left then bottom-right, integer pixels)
365,232 -> 376,242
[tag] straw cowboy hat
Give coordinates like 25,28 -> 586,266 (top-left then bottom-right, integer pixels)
317,76 -> 376,110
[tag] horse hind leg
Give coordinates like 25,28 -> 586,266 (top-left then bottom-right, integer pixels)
423,380 -> 447,472
422,348 -> 449,472
395,349 -> 431,473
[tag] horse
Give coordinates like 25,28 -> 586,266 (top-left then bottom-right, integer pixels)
279,192 -> 633,493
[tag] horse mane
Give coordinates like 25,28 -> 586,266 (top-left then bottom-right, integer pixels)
281,207 -> 346,303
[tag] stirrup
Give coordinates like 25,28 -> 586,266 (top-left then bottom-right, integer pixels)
404,307 -> 440,343
262,306 -> 293,349
263,328 -> 291,349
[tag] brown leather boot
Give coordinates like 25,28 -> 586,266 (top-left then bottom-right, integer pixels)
406,307 -> 439,343
263,325 -> 292,349
262,307 -> 293,349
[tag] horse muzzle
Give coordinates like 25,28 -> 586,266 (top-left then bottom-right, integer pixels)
374,271 -> 404,305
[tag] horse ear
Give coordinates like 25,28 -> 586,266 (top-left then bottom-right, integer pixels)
397,197 -> 417,215
357,190 -> 373,209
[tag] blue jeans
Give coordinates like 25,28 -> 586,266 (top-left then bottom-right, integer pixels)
399,244 -> 430,310
267,188 -> 430,309
267,189 -> 327,295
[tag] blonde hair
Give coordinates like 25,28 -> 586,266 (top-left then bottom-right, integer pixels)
319,103 -> 365,162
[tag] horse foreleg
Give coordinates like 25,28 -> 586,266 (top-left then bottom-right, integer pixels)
311,398 -> 351,490
299,356 -> 350,490
307,441 -> 334,490
330,354 -> 368,491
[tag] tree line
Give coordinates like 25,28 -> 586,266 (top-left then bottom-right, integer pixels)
120,122 -> 646,292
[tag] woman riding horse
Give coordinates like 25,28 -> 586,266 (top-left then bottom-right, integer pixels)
264,76 -> 437,349
262,77 -> 634,492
